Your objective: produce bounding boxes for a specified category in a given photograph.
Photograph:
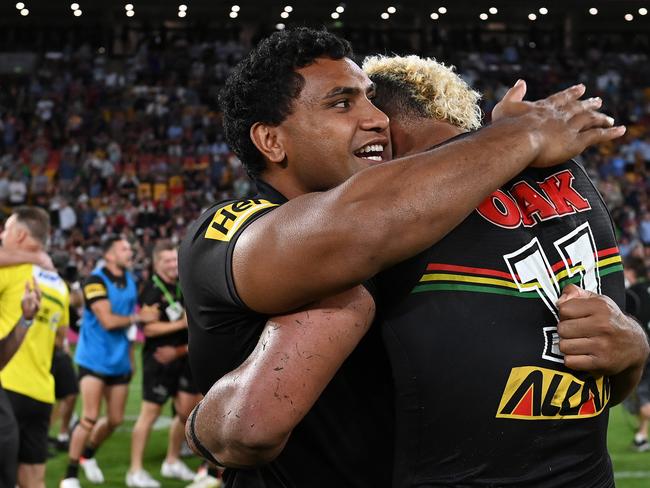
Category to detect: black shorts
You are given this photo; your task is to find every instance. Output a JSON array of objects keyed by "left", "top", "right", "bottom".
[
  {"left": 52, "top": 348, "right": 79, "bottom": 399},
  {"left": 78, "top": 366, "right": 132, "bottom": 386},
  {"left": 142, "top": 352, "right": 199, "bottom": 405},
  {"left": 0, "top": 385, "right": 18, "bottom": 486},
  {"left": 5, "top": 390, "right": 52, "bottom": 464}
]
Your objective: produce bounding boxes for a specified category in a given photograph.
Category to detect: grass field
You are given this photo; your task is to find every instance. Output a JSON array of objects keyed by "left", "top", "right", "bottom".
[{"left": 44, "top": 346, "right": 650, "bottom": 487}]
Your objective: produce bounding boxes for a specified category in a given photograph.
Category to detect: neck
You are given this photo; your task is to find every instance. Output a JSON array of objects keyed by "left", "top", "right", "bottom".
[
  {"left": 391, "top": 117, "right": 465, "bottom": 158},
  {"left": 259, "top": 172, "right": 306, "bottom": 200},
  {"left": 106, "top": 262, "right": 124, "bottom": 277}
]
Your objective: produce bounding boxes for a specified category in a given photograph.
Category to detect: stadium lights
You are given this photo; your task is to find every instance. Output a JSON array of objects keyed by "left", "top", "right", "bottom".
[
  {"left": 125, "top": 3, "right": 133, "bottom": 10},
  {"left": 430, "top": 12, "right": 439, "bottom": 20},
  {"left": 126, "top": 9, "right": 134, "bottom": 17},
  {"left": 639, "top": 8, "right": 648, "bottom": 16},
  {"left": 438, "top": 7, "right": 447, "bottom": 14},
  {"left": 381, "top": 12, "right": 389, "bottom": 19},
  {"left": 15, "top": 2, "right": 24, "bottom": 9},
  {"left": 625, "top": 13, "right": 634, "bottom": 21},
  {"left": 179, "top": 4, "right": 187, "bottom": 11},
  {"left": 528, "top": 13, "right": 537, "bottom": 20},
  {"left": 276, "top": 23, "right": 285, "bottom": 30},
  {"left": 589, "top": 7, "right": 598, "bottom": 15},
  {"left": 281, "top": 11, "right": 289, "bottom": 18},
  {"left": 331, "top": 12, "right": 339, "bottom": 19},
  {"left": 20, "top": 8, "right": 29, "bottom": 15},
  {"left": 284, "top": 6, "right": 293, "bottom": 12},
  {"left": 74, "top": 9, "right": 82, "bottom": 16},
  {"left": 387, "top": 6, "right": 396, "bottom": 14},
  {"left": 231, "top": 5, "right": 240, "bottom": 12},
  {"left": 229, "top": 11, "right": 238, "bottom": 18},
  {"left": 489, "top": 7, "right": 498, "bottom": 14},
  {"left": 336, "top": 6, "right": 344, "bottom": 13},
  {"left": 70, "top": 2, "right": 79, "bottom": 9},
  {"left": 539, "top": 7, "right": 548, "bottom": 15}
]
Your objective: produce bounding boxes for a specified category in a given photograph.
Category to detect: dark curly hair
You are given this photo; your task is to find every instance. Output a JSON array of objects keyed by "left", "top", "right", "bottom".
[{"left": 220, "top": 28, "right": 352, "bottom": 179}]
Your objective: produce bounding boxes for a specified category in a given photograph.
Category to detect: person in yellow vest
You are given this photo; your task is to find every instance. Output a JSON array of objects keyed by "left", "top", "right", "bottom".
[
  {"left": 0, "top": 280, "right": 41, "bottom": 488},
  {"left": 0, "top": 206, "right": 70, "bottom": 488}
]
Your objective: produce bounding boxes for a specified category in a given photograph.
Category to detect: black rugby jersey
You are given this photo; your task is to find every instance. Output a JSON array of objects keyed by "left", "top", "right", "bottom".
[
  {"left": 179, "top": 180, "right": 393, "bottom": 488},
  {"left": 376, "top": 161, "right": 623, "bottom": 488}
]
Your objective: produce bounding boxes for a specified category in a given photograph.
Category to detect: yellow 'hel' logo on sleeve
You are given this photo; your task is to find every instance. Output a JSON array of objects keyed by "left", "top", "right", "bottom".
[
  {"left": 205, "top": 199, "right": 278, "bottom": 242},
  {"left": 84, "top": 283, "right": 107, "bottom": 300}
]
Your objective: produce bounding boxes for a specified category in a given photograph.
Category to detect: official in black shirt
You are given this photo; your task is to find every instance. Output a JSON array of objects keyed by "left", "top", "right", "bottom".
[{"left": 127, "top": 240, "right": 201, "bottom": 485}]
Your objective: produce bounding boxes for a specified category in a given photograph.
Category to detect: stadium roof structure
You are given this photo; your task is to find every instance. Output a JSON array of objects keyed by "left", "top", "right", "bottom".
[{"left": 2, "top": 0, "right": 650, "bottom": 30}]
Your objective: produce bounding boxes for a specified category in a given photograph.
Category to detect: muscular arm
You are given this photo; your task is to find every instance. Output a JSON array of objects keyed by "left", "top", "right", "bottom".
[
  {"left": 186, "top": 286, "right": 375, "bottom": 468},
  {"left": 236, "top": 86, "right": 625, "bottom": 313},
  {"left": 0, "top": 248, "right": 53, "bottom": 270}
]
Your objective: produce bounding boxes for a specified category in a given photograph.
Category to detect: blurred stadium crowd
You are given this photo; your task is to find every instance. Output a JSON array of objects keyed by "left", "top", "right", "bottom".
[{"left": 0, "top": 33, "right": 648, "bottom": 286}]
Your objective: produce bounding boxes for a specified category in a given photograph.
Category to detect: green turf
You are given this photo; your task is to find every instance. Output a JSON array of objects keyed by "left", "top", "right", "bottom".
[
  {"left": 45, "top": 346, "right": 203, "bottom": 487},
  {"left": 45, "top": 346, "right": 650, "bottom": 487}
]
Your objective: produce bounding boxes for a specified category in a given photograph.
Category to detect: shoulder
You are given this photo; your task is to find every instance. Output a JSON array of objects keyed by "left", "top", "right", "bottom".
[
  {"left": 82, "top": 273, "right": 108, "bottom": 301},
  {"left": 0, "top": 263, "right": 31, "bottom": 292},
  {"left": 188, "top": 198, "right": 279, "bottom": 245},
  {"left": 179, "top": 198, "right": 279, "bottom": 284},
  {"left": 33, "top": 267, "right": 69, "bottom": 299},
  {"left": 180, "top": 198, "right": 279, "bottom": 317}
]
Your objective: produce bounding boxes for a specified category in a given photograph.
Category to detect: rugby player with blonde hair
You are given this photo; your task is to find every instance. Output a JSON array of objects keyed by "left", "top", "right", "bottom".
[{"left": 186, "top": 45, "right": 646, "bottom": 488}]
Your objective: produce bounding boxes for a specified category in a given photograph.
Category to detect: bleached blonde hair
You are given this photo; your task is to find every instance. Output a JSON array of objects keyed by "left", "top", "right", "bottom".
[{"left": 363, "top": 54, "right": 482, "bottom": 131}]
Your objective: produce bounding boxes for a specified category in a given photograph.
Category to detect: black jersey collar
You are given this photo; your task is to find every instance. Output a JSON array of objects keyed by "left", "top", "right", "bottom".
[{"left": 253, "top": 179, "right": 289, "bottom": 204}]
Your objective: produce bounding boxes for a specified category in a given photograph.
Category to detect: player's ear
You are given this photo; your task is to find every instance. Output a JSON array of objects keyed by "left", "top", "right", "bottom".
[
  {"left": 250, "top": 123, "right": 286, "bottom": 165},
  {"left": 14, "top": 226, "right": 28, "bottom": 244}
]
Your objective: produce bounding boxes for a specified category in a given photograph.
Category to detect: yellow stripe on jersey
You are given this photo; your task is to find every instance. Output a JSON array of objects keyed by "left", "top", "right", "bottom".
[
  {"left": 84, "top": 283, "right": 107, "bottom": 300},
  {"left": 0, "top": 264, "right": 69, "bottom": 404}
]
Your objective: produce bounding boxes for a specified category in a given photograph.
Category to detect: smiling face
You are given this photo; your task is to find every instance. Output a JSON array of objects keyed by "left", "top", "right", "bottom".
[
  {"left": 270, "top": 57, "right": 391, "bottom": 193},
  {"left": 154, "top": 249, "right": 179, "bottom": 283}
]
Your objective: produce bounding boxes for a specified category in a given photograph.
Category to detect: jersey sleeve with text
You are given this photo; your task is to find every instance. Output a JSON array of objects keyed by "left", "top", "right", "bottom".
[
  {"left": 179, "top": 198, "right": 278, "bottom": 393},
  {"left": 82, "top": 275, "right": 108, "bottom": 308}
]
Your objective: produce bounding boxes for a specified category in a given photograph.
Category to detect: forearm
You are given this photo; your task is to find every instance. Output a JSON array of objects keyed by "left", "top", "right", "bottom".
[
  {"left": 610, "top": 317, "right": 649, "bottom": 405},
  {"left": 99, "top": 312, "right": 134, "bottom": 330},
  {"left": 0, "top": 249, "right": 39, "bottom": 267},
  {"left": 239, "top": 117, "right": 539, "bottom": 313},
  {"left": 610, "top": 362, "right": 646, "bottom": 406},
  {"left": 143, "top": 319, "right": 186, "bottom": 337},
  {"left": 0, "top": 318, "right": 30, "bottom": 370},
  {"left": 190, "top": 286, "right": 375, "bottom": 467}
]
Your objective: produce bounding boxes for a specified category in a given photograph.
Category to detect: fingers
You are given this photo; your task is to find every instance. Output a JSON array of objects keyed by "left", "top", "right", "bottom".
[
  {"left": 543, "top": 84, "right": 586, "bottom": 107},
  {"left": 563, "top": 353, "right": 597, "bottom": 373},
  {"left": 569, "top": 111, "right": 615, "bottom": 133},
  {"left": 557, "top": 316, "right": 594, "bottom": 339},
  {"left": 575, "top": 125, "right": 627, "bottom": 149},
  {"left": 32, "top": 278, "right": 42, "bottom": 301},
  {"left": 557, "top": 284, "right": 594, "bottom": 306},
  {"left": 558, "top": 336, "right": 594, "bottom": 356},
  {"left": 501, "top": 79, "right": 527, "bottom": 103}
]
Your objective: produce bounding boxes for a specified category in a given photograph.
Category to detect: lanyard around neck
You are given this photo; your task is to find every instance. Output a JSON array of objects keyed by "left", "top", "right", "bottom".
[{"left": 152, "top": 275, "right": 181, "bottom": 304}]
